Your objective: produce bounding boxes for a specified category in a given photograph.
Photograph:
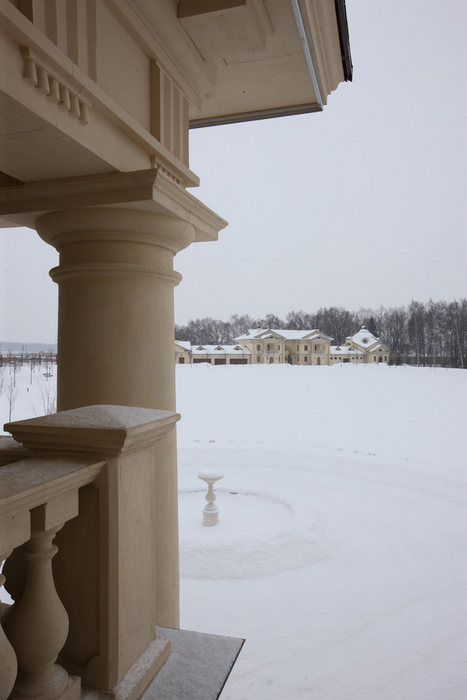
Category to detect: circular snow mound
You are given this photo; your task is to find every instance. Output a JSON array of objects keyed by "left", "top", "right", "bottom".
[{"left": 178, "top": 489, "right": 336, "bottom": 579}]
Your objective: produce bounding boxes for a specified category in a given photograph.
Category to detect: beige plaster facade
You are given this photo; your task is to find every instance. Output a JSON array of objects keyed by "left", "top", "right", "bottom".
[
  {"left": 174, "top": 340, "right": 191, "bottom": 364},
  {"left": 235, "top": 328, "right": 333, "bottom": 365},
  {"left": 329, "top": 327, "right": 390, "bottom": 364},
  {"left": 0, "top": 1, "right": 351, "bottom": 698},
  {"left": 191, "top": 344, "right": 251, "bottom": 365},
  {"left": 175, "top": 343, "right": 251, "bottom": 364}
]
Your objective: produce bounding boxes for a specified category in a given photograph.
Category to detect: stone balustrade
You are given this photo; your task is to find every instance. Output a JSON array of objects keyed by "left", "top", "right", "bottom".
[{"left": 0, "top": 405, "right": 180, "bottom": 700}]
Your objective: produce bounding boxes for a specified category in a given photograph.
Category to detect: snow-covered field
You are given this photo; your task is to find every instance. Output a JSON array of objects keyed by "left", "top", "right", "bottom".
[
  {"left": 176, "top": 364, "right": 467, "bottom": 700},
  {"left": 1, "top": 363, "right": 466, "bottom": 699}
]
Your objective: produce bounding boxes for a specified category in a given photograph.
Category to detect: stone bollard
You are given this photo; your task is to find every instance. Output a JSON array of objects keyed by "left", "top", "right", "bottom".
[{"left": 198, "top": 472, "right": 223, "bottom": 526}]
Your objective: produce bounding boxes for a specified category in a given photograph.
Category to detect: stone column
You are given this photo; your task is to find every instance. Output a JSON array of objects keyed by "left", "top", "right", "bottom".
[
  {"left": 35, "top": 207, "right": 191, "bottom": 631},
  {"left": 36, "top": 208, "right": 191, "bottom": 413},
  {"left": 1, "top": 169, "right": 227, "bottom": 637}
]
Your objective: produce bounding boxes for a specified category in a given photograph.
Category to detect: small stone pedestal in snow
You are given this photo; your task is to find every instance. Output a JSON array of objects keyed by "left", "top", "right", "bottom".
[{"left": 198, "top": 472, "right": 223, "bottom": 526}]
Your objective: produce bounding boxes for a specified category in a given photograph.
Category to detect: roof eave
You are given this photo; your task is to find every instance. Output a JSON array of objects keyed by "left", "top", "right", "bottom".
[{"left": 334, "top": 0, "right": 353, "bottom": 81}]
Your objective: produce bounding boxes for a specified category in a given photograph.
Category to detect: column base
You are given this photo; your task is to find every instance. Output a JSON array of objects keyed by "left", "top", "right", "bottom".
[{"left": 81, "top": 637, "right": 170, "bottom": 700}]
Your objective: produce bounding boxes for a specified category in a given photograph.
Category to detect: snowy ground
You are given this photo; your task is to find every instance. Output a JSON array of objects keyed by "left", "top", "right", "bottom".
[
  {"left": 1, "top": 363, "right": 466, "bottom": 699},
  {"left": 176, "top": 364, "right": 467, "bottom": 700}
]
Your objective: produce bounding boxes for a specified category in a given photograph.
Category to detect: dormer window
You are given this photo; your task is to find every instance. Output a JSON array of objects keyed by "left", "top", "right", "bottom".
[{"left": 362, "top": 338, "right": 369, "bottom": 344}]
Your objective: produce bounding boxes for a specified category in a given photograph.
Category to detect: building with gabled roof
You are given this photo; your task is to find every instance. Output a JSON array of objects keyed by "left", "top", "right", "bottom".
[
  {"left": 174, "top": 340, "right": 191, "bottom": 364},
  {"left": 175, "top": 343, "right": 251, "bottom": 365},
  {"left": 330, "top": 327, "right": 389, "bottom": 364},
  {"left": 177, "top": 327, "right": 390, "bottom": 367},
  {"left": 235, "top": 328, "right": 333, "bottom": 365}
]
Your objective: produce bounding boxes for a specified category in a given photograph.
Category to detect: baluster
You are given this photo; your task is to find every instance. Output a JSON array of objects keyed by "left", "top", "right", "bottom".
[
  {"left": 7, "top": 492, "right": 80, "bottom": 700},
  {"left": 1, "top": 544, "right": 27, "bottom": 631},
  {"left": 0, "top": 550, "right": 17, "bottom": 700}
]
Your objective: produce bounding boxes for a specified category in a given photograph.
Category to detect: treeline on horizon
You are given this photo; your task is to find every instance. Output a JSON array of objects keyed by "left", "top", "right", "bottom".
[{"left": 175, "top": 299, "right": 467, "bottom": 369}]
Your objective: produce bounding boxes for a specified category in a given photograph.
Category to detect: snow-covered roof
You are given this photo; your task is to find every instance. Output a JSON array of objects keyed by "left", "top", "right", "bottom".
[
  {"left": 274, "top": 329, "right": 323, "bottom": 340},
  {"left": 235, "top": 329, "right": 333, "bottom": 342},
  {"left": 235, "top": 329, "right": 282, "bottom": 340},
  {"left": 191, "top": 345, "right": 251, "bottom": 355},
  {"left": 175, "top": 340, "right": 191, "bottom": 351},
  {"left": 348, "top": 327, "right": 380, "bottom": 348},
  {"left": 330, "top": 346, "right": 364, "bottom": 355}
]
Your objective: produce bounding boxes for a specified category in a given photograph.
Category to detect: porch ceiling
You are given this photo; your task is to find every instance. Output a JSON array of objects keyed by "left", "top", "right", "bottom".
[{"left": 141, "top": 0, "right": 352, "bottom": 126}]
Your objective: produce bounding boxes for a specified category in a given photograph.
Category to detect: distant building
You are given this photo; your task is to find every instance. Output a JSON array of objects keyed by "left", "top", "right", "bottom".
[
  {"left": 174, "top": 341, "right": 192, "bottom": 365},
  {"left": 176, "top": 327, "right": 389, "bottom": 366},
  {"left": 235, "top": 329, "right": 333, "bottom": 365},
  {"left": 330, "top": 327, "right": 389, "bottom": 364},
  {"left": 175, "top": 343, "right": 251, "bottom": 365}
]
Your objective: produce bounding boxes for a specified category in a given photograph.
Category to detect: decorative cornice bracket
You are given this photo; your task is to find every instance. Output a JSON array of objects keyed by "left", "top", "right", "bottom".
[{"left": 21, "top": 47, "right": 90, "bottom": 123}]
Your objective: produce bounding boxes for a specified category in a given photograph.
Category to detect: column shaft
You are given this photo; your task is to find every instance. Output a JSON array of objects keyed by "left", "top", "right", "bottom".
[{"left": 35, "top": 208, "right": 193, "bottom": 644}]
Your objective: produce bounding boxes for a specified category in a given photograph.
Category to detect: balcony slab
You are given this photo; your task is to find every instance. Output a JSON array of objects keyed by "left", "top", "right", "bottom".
[{"left": 141, "top": 626, "right": 244, "bottom": 700}]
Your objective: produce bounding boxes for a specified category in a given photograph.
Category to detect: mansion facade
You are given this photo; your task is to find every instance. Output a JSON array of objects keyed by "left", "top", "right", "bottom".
[{"left": 175, "top": 327, "right": 389, "bottom": 366}]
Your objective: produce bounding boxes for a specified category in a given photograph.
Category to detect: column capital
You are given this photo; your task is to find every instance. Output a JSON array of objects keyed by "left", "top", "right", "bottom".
[
  {"left": 0, "top": 168, "right": 227, "bottom": 243},
  {"left": 36, "top": 208, "right": 198, "bottom": 258}
]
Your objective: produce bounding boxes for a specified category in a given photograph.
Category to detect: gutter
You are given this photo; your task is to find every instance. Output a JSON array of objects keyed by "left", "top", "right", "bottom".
[
  {"left": 290, "top": 0, "right": 323, "bottom": 109},
  {"left": 334, "top": 0, "right": 353, "bottom": 81}
]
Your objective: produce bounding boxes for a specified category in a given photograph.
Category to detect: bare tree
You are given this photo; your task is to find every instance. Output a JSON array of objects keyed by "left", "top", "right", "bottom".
[
  {"left": 229, "top": 314, "right": 256, "bottom": 338},
  {"left": 6, "top": 378, "right": 18, "bottom": 422},
  {"left": 285, "top": 310, "right": 316, "bottom": 330},
  {"left": 408, "top": 300, "right": 426, "bottom": 365},
  {"left": 36, "top": 376, "right": 57, "bottom": 415},
  {"left": 313, "top": 307, "right": 355, "bottom": 345},
  {"left": 0, "top": 365, "right": 6, "bottom": 398},
  {"left": 379, "top": 307, "right": 408, "bottom": 361},
  {"left": 255, "top": 313, "right": 285, "bottom": 329},
  {"left": 445, "top": 300, "right": 467, "bottom": 368}
]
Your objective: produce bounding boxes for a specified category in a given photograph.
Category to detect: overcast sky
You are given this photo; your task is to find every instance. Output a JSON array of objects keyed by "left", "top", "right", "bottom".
[{"left": 1, "top": 0, "right": 466, "bottom": 343}]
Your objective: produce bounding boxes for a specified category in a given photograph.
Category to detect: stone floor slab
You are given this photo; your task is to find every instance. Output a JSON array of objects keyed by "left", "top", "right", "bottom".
[{"left": 141, "top": 626, "right": 244, "bottom": 700}]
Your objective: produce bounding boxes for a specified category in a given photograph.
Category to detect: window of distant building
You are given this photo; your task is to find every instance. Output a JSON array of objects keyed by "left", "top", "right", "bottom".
[
  {"left": 256, "top": 356, "right": 261, "bottom": 362},
  {"left": 256, "top": 344, "right": 260, "bottom": 351},
  {"left": 304, "top": 356, "right": 308, "bottom": 362},
  {"left": 296, "top": 345, "right": 299, "bottom": 352},
  {"left": 277, "top": 344, "right": 281, "bottom": 351},
  {"left": 304, "top": 345, "right": 308, "bottom": 351}
]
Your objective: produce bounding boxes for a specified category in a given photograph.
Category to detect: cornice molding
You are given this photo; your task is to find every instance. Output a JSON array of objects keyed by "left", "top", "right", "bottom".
[
  {"left": 0, "top": 169, "right": 227, "bottom": 242},
  {"left": 0, "top": 1, "right": 200, "bottom": 186}
]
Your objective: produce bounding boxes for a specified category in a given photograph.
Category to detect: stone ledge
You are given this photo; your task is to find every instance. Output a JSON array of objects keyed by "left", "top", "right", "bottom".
[
  {"left": 4, "top": 405, "right": 180, "bottom": 455},
  {"left": 142, "top": 627, "right": 244, "bottom": 700}
]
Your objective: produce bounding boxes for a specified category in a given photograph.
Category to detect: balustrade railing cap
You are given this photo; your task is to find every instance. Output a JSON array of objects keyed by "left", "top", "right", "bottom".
[{"left": 4, "top": 405, "right": 180, "bottom": 455}]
